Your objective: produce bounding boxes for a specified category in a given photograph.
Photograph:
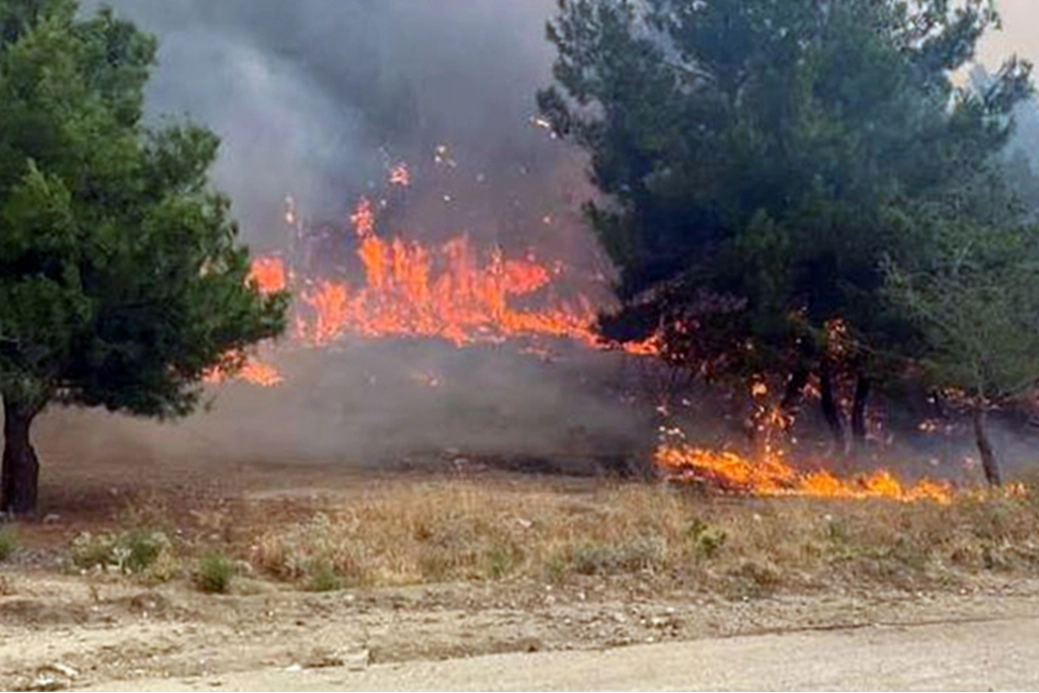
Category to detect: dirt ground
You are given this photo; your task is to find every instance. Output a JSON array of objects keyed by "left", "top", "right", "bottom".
[
  {"left": 2, "top": 416, "right": 1039, "bottom": 691},
  {"left": 3, "top": 566, "right": 1039, "bottom": 690},
  {"left": 82, "top": 614, "right": 1039, "bottom": 691}
]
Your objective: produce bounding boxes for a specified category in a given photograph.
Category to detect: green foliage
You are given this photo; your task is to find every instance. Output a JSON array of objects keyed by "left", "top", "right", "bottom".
[
  {"left": 69, "top": 529, "right": 172, "bottom": 575},
  {"left": 686, "top": 518, "right": 726, "bottom": 560},
  {"left": 0, "top": 526, "right": 18, "bottom": 561},
  {"left": 541, "top": 0, "right": 1033, "bottom": 381},
  {"left": 883, "top": 223, "right": 1039, "bottom": 404},
  {"left": 0, "top": 0, "right": 288, "bottom": 423},
  {"left": 304, "top": 559, "right": 345, "bottom": 592},
  {"left": 194, "top": 551, "right": 236, "bottom": 594},
  {"left": 485, "top": 546, "right": 517, "bottom": 580}
]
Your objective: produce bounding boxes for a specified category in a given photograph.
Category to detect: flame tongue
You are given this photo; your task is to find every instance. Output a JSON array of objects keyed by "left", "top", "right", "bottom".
[
  {"left": 655, "top": 444, "right": 954, "bottom": 504},
  {"left": 650, "top": 381, "right": 954, "bottom": 504},
  {"left": 294, "top": 197, "right": 602, "bottom": 348},
  {"left": 202, "top": 256, "right": 289, "bottom": 388},
  {"left": 203, "top": 352, "right": 283, "bottom": 388}
]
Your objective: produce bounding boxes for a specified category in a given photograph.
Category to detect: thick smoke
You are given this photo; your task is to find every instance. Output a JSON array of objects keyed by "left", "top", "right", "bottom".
[
  {"left": 29, "top": 1, "right": 1039, "bottom": 489},
  {"left": 38, "top": 0, "right": 649, "bottom": 481},
  {"left": 82, "top": 0, "right": 590, "bottom": 250}
]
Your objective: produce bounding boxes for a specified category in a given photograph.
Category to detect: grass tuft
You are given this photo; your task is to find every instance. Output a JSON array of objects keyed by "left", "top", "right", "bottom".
[
  {"left": 304, "top": 559, "right": 345, "bottom": 592},
  {"left": 69, "top": 529, "right": 174, "bottom": 577},
  {"left": 194, "top": 552, "right": 235, "bottom": 594},
  {"left": 0, "top": 527, "right": 18, "bottom": 562}
]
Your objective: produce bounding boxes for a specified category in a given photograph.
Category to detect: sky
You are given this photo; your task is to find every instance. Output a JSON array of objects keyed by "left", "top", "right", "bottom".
[{"left": 981, "top": 0, "right": 1039, "bottom": 69}]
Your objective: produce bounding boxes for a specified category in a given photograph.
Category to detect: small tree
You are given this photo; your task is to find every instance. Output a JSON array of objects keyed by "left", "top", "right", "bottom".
[
  {"left": 884, "top": 224, "right": 1039, "bottom": 486},
  {"left": 0, "top": 0, "right": 287, "bottom": 514}
]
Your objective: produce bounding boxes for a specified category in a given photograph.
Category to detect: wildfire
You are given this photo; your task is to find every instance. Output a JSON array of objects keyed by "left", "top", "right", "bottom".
[
  {"left": 216, "top": 183, "right": 658, "bottom": 389},
  {"left": 249, "top": 255, "right": 289, "bottom": 294},
  {"left": 204, "top": 256, "right": 289, "bottom": 388},
  {"left": 655, "top": 444, "right": 954, "bottom": 504},
  {"left": 291, "top": 196, "right": 603, "bottom": 348},
  {"left": 228, "top": 146, "right": 667, "bottom": 364},
  {"left": 203, "top": 354, "right": 284, "bottom": 388},
  {"left": 617, "top": 330, "right": 666, "bottom": 357},
  {"left": 654, "top": 377, "right": 955, "bottom": 503},
  {"left": 237, "top": 358, "right": 285, "bottom": 387},
  {"left": 203, "top": 163, "right": 1027, "bottom": 509}
]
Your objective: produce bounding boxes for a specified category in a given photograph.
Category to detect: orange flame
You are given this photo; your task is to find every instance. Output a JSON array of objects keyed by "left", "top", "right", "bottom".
[
  {"left": 655, "top": 444, "right": 954, "bottom": 504},
  {"left": 204, "top": 258, "right": 288, "bottom": 388},
  {"left": 221, "top": 177, "right": 661, "bottom": 389},
  {"left": 655, "top": 381, "right": 953, "bottom": 503},
  {"left": 204, "top": 354, "right": 284, "bottom": 388},
  {"left": 618, "top": 331, "right": 665, "bottom": 357},
  {"left": 292, "top": 197, "right": 603, "bottom": 348},
  {"left": 250, "top": 256, "right": 289, "bottom": 294},
  {"left": 237, "top": 359, "right": 285, "bottom": 387}
]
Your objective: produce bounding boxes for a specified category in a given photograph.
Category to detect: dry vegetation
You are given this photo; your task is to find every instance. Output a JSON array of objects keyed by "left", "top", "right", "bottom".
[
  {"left": 245, "top": 483, "right": 1039, "bottom": 595},
  {"left": 2, "top": 474, "right": 1039, "bottom": 690},
  {"left": 40, "top": 478, "right": 1039, "bottom": 599}
]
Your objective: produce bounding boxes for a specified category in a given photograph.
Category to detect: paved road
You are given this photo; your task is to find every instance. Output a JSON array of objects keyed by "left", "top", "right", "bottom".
[{"left": 91, "top": 616, "right": 1039, "bottom": 691}]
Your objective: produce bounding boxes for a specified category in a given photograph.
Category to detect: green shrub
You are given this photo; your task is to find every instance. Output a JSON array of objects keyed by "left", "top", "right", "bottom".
[
  {"left": 305, "top": 560, "right": 344, "bottom": 592},
  {"left": 122, "top": 529, "right": 170, "bottom": 574},
  {"left": 70, "top": 532, "right": 114, "bottom": 571},
  {"left": 194, "top": 552, "right": 235, "bottom": 594},
  {"left": 0, "top": 527, "right": 18, "bottom": 562},
  {"left": 486, "top": 546, "right": 520, "bottom": 580},
  {"left": 70, "top": 529, "right": 172, "bottom": 575},
  {"left": 544, "top": 553, "right": 568, "bottom": 583},
  {"left": 686, "top": 518, "right": 727, "bottom": 560}
]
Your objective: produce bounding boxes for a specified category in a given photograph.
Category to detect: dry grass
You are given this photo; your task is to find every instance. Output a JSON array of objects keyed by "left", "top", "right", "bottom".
[
  {"left": 64, "top": 475, "right": 1039, "bottom": 597},
  {"left": 245, "top": 480, "right": 1039, "bottom": 595}
]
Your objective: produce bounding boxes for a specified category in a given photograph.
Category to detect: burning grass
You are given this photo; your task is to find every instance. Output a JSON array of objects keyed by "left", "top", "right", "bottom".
[
  {"left": 655, "top": 444, "right": 956, "bottom": 504},
  {"left": 243, "top": 480, "right": 1039, "bottom": 595}
]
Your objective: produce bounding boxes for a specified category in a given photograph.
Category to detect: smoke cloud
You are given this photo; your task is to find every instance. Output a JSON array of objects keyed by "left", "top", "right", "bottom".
[
  {"left": 82, "top": 0, "right": 587, "bottom": 248},
  {"left": 38, "top": 0, "right": 1039, "bottom": 488},
  {"left": 40, "top": 0, "right": 650, "bottom": 479}
]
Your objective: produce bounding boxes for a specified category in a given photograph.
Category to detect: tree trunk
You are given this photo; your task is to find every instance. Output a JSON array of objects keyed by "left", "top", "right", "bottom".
[
  {"left": 2, "top": 405, "right": 40, "bottom": 516},
  {"left": 780, "top": 365, "right": 810, "bottom": 424},
  {"left": 972, "top": 407, "right": 1002, "bottom": 487},
  {"left": 819, "top": 363, "right": 846, "bottom": 449},
  {"left": 931, "top": 389, "right": 948, "bottom": 420},
  {"left": 851, "top": 374, "right": 871, "bottom": 449}
]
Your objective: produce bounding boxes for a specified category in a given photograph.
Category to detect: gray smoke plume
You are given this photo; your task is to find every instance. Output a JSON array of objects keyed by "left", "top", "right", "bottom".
[
  {"left": 38, "top": 0, "right": 652, "bottom": 483},
  {"left": 82, "top": 0, "right": 586, "bottom": 250}
]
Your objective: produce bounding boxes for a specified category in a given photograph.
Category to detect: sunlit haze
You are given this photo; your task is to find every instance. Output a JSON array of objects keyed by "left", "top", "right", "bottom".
[{"left": 981, "top": 0, "right": 1039, "bottom": 72}]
